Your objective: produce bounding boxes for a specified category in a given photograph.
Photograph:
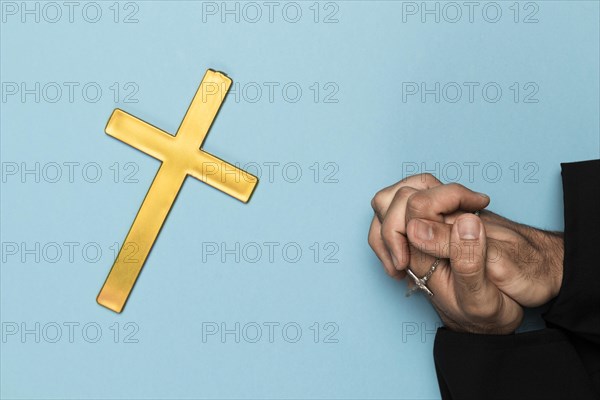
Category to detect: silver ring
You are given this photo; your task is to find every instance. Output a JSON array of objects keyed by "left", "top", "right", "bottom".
[{"left": 406, "top": 258, "right": 441, "bottom": 297}]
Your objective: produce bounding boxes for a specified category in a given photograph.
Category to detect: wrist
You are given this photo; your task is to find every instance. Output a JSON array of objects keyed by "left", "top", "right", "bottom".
[
  {"left": 544, "top": 231, "right": 564, "bottom": 299},
  {"left": 512, "top": 224, "right": 564, "bottom": 305}
]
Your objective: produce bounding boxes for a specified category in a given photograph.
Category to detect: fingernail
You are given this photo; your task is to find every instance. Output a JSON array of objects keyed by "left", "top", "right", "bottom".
[
  {"left": 477, "top": 192, "right": 489, "bottom": 199},
  {"left": 414, "top": 219, "right": 433, "bottom": 241},
  {"left": 457, "top": 217, "right": 480, "bottom": 240},
  {"left": 391, "top": 254, "right": 399, "bottom": 269}
]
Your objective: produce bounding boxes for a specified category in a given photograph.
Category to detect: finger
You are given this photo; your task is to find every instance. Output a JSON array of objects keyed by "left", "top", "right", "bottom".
[
  {"left": 450, "top": 216, "right": 524, "bottom": 332},
  {"left": 406, "top": 243, "right": 441, "bottom": 277},
  {"left": 406, "top": 219, "right": 452, "bottom": 259},
  {"left": 405, "top": 183, "right": 490, "bottom": 224},
  {"left": 368, "top": 216, "right": 405, "bottom": 280},
  {"left": 404, "top": 244, "right": 456, "bottom": 312},
  {"left": 381, "top": 187, "right": 418, "bottom": 270},
  {"left": 371, "top": 173, "right": 442, "bottom": 222},
  {"left": 450, "top": 214, "right": 499, "bottom": 318}
]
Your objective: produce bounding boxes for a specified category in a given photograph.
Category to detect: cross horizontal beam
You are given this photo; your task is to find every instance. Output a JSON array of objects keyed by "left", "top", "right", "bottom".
[{"left": 106, "top": 109, "right": 258, "bottom": 202}]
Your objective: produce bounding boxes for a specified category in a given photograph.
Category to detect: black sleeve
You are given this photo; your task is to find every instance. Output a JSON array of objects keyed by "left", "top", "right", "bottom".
[
  {"left": 432, "top": 160, "right": 600, "bottom": 400},
  {"left": 544, "top": 159, "right": 600, "bottom": 340}
]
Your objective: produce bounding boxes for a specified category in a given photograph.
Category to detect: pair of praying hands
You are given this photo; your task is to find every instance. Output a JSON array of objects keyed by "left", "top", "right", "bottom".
[{"left": 368, "top": 174, "right": 564, "bottom": 334}]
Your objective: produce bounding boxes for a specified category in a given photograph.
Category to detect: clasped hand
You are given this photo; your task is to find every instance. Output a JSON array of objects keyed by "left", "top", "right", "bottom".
[{"left": 368, "top": 174, "right": 564, "bottom": 334}]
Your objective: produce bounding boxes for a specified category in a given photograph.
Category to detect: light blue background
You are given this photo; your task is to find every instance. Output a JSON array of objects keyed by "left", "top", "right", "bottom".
[{"left": 1, "top": 1, "right": 599, "bottom": 399}]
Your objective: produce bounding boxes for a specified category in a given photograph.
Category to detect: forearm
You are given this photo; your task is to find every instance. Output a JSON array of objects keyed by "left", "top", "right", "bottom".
[{"left": 516, "top": 223, "right": 564, "bottom": 301}]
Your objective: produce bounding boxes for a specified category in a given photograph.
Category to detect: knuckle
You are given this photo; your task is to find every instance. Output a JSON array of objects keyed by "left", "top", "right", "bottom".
[
  {"left": 370, "top": 194, "right": 380, "bottom": 211},
  {"left": 453, "top": 258, "right": 482, "bottom": 276},
  {"left": 486, "top": 263, "right": 511, "bottom": 284},
  {"left": 446, "top": 182, "right": 466, "bottom": 191},
  {"left": 462, "top": 298, "right": 499, "bottom": 321},
  {"left": 371, "top": 189, "right": 388, "bottom": 211},
  {"left": 395, "top": 185, "right": 416, "bottom": 200},
  {"left": 460, "top": 302, "right": 480, "bottom": 318},
  {"left": 418, "top": 172, "right": 436, "bottom": 182},
  {"left": 478, "top": 301, "right": 502, "bottom": 320},
  {"left": 367, "top": 233, "right": 375, "bottom": 248},
  {"left": 406, "top": 193, "right": 432, "bottom": 215}
]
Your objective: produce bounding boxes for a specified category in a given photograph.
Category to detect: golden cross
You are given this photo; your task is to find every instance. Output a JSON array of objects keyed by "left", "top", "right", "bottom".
[{"left": 97, "top": 69, "right": 258, "bottom": 313}]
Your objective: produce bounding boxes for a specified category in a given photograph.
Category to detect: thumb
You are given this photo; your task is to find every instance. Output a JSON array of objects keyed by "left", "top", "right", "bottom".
[{"left": 450, "top": 214, "right": 497, "bottom": 318}]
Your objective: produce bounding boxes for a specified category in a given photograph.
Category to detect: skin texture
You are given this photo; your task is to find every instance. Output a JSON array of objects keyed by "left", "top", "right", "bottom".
[{"left": 368, "top": 174, "right": 564, "bottom": 334}]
